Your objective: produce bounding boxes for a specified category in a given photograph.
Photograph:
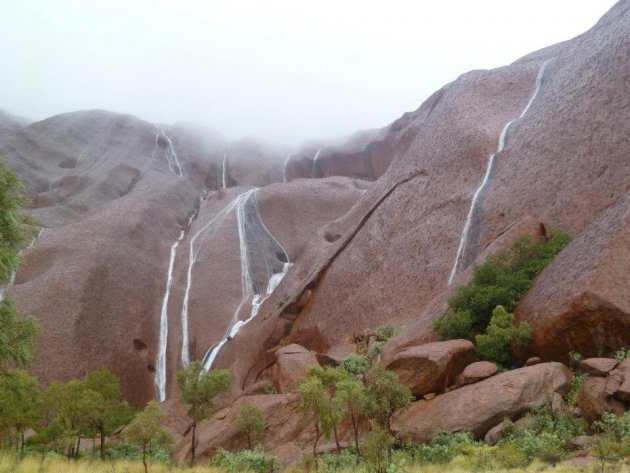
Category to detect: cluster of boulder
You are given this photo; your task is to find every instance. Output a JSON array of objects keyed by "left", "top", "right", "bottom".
[
  {"left": 168, "top": 337, "right": 629, "bottom": 464},
  {"left": 577, "top": 357, "right": 630, "bottom": 423}
]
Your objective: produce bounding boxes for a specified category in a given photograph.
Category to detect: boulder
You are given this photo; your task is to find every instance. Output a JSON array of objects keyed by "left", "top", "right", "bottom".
[
  {"left": 484, "top": 422, "right": 507, "bottom": 445},
  {"left": 517, "top": 195, "right": 630, "bottom": 360},
  {"left": 392, "top": 363, "right": 571, "bottom": 442},
  {"left": 606, "top": 358, "right": 630, "bottom": 402},
  {"left": 173, "top": 394, "right": 308, "bottom": 462},
  {"left": 525, "top": 357, "right": 542, "bottom": 366},
  {"left": 576, "top": 376, "right": 626, "bottom": 423},
  {"left": 383, "top": 340, "right": 475, "bottom": 397},
  {"left": 460, "top": 361, "right": 499, "bottom": 385},
  {"left": 579, "top": 358, "right": 619, "bottom": 376},
  {"left": 272, "top": 344, "right": 320, "bottom": 393}
]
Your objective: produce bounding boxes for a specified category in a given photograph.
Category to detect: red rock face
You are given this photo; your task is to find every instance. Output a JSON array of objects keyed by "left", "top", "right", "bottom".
[{"left": 0, "top": 3, "right": 627, "bottom": 446}]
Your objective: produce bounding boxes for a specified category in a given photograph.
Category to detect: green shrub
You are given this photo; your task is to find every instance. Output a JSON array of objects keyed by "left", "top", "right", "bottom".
[
  {"left": 474, "top": 305, "right": 531, "bottom": 364},
  {"left": 105, "top": 440, "right": 170, "bottom": 462},
  {"left": 210, "top": 447, "right": 275, "bottom": 473},
  {"left": 317, "top": 451, "right": 358, "bottom": 473},
  {"left": 375, "top": 325, "right": 400, "bottom": 341},
  {"left": 614, "top": 347, "right": 630, "bottom": 361},
  {"left": 340, "top": 354, "right": 370, "bottom": 376},
  {"left": 408, "top": 431, "right": 476, "bottom": 465},
  {"left": 360, "top": 425, "right": 396, "bottom": 473},
  {"left": 593, "top": 412, "right": 630, "bottom": 442},
  {"left": 435, "top": 231, "right": 571, "bottom": 342}
]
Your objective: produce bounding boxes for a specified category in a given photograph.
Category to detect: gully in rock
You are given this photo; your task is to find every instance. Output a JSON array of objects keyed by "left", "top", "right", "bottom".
[
  {"left": 447, "top": 60, "right": 552, "bottom": 285},
  {"left": 200, "top": 189, "right": 292, "bottom": 371}
]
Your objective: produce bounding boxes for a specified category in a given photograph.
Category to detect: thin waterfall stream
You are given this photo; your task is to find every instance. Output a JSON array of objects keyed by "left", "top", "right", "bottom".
[
  {"left": 153, "top": 130, "right": 183, "bottom": 177},
  {"left": 447, "top": 60, "right": 552, "bottom": 285}
]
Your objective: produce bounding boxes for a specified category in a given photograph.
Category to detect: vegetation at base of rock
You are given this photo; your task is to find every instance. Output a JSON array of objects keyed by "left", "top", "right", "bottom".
[
  {"left": 235, "top": 403, "right": 265, "bottom": 450},
  {"left": 474, "top": 305, "right": 531, "bottom": 365},
  {"left": 434, "top": 231, "right": 571, "bottom": 364},
  {"left": 124, "top": 401, "right": 172, "bottom": 473},
  {"left": 177, "top": 362, "right": 231, "bottom": 466},
  {"left": 340, "top": 354, "right": 370, "bottom": 376},
  {"left": 210, "top": 447, "right": 275, "bottom": 473},
  {"left": 365, "top": 365, "right": 413, "bottom": 432}
]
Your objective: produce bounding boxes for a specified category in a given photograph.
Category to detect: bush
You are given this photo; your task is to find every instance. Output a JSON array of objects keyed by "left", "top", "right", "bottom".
[
  {"left": 408, "top": 431, "right": 476, "bottom": 465},
  {"left": 210, "top": 447, "right": 275, "bottom": 473},
  {"left": 474, "top": 305, "right": 531, "bottom": 365},
  {"left": 375, "top": 325, "right": 400, "bottom": 341},
  {"left": 361, "top": 425, "right": 396, "bottom": 473},
  {"left": 317, "top": 451, "right": 358, "bottom": 473},
  {"left": 615, "top": 347, "right": 630, "bottom": 361},
  {"left": 435, "top": 231, "right": 571, "bottom": 342},
  {"left": 105, "top": 440, "right": 170, "bottom": 462},
  {"left": 340, "top": 354, "right": 370, "bottom": 376}
]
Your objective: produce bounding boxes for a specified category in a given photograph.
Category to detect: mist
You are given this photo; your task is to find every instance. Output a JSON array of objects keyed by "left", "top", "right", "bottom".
[{"left": 0, "top": 0, "right": 616, "bottom": 146}]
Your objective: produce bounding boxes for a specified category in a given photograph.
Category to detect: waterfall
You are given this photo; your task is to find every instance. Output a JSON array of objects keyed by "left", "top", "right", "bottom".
[
  {"left": 222, "top": 154, "right": 228, "bottom": 189},
  {"left": 153, "top": 131, "right": 183, "bottom": 177},
  {"left": 447, "top": 60, "right": 552, "bottom": 285},
  {"left": 155, "top": 227, "right": 186, "bottom": 401},
  {"left": 282, "top": 154, "right": 291, "bottom": 183},
  {"left": 200, "top": 189, "right": 292, "bottom": 371},
  {"left": 179, "top": 195, "right": 244, "bottom": 366}
]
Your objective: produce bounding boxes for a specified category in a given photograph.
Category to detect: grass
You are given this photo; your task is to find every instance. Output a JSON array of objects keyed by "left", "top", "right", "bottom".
[
  {"left": 2, "top": 451, "right": 629, "bottom": 473},
  {"left": 0, "top": 452, "right": 222, "bottom": 473}
]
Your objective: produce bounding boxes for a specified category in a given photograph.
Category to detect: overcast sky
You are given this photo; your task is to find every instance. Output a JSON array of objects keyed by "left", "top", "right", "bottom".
[{"left": 0, "top": 1, "right": 617, "bottom": 145}]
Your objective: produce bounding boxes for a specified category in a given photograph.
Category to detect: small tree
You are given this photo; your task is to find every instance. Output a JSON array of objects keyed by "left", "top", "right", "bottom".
[
  {"left": 365, "top": 365, "right": 412, "bottom": 432},
  {"left": 236, "top": 402, "right": 265, "bottom": 449},
  {"left": 336, "top": 377, "right": 367, "bottom": 454},
  {"left": 0, "top": 369, "right": 41, "bottom": 453},
  {"left": 361, "top": 424, "right": 395, "bottom": 473},
  {"left": 177, "top": 361, "right": 230, "bottom": 465},
  {"left": 298, "top": 376, "right": 329, "bottom": 458},
  {"left": 124, "top": 401, "right": 172, "bottom": 473},
  {"left": 475, "top": 305, "right": 532, "bottom": 365},
  {"left": 307, "top": 366, "right": 347, "bottom": 452},
  {"left": 84, "top": 367, "right": 134, "bottom": 458}
]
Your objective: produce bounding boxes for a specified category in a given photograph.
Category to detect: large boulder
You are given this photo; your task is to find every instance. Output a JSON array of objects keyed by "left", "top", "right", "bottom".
[
  {"left": 606, "top": 359, "right": 630, "bottom": 403},
  {"left": 579, "top": 358, "right": 619, "bottom": 376},
  {"left": 392, "top": 363, "right": 571, "bottom": 443},
  {"left": 173, "top": 394, "right": 308, "bottom": 462},
  {"left": 517, "top": 194, "right": 630, "bottom": 360},
  {"left": 459, "top": 361, "right": 499, "bottom": 385},
  {"left": 272, "top": 344, "right": 320, "bottom": 393},
  {"left": 383, "top": 340, "right": 475, "bottom": 397},
  {"left": 577, "top": 376, "right": 626, "bottom": 423}
]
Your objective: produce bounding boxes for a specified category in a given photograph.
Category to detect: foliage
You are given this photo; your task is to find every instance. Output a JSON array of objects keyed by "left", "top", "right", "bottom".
[
  {"left": 235, "top": 402, "right": 265, "bottom": 450},
  {"left": 316, "top": 450, "right": 359, "bottom": 473},
  {"left": 0, "top": 161, "right": 39, "bottom": 371},
  {"left": 123, "top": 401, "right": 172, "bottom": 473},
  {"left": 0, "top": 369, "right": 41, "bottom": 451},
  {"left": 375, "top": 325, "right": 400, "bottom": 342},
  {"left": 104, "top": 440, "right": 170, "bottom": 462},
  {"left": 210, "top": 447, "right": 275, "bottom": 473},
  {"left": 614, "top": 347, "right": 630, "bottom": 361},
  {"left": 365, "top": 365, "right": 412, "bottom": 432},
  {"left": 340, "top": 354, "right": 370, "bottom": 376},
  {"left": 336, "top": 377, "right": 368, "bottom": 453},
  {"left": 434, "top": 232, "right": 571, "bottom": 341},
  {"left": 177, "top": 361, "right": 230, "bottom": 465},
  {"left": 298, "top": 375, "right": 330, "bottom": 456},
  {"left": 593, "top": 412, "right": 630, "bottom": 442},
  {"left": 360, "top": 424, "right": 396, "bottom": 473},
  {"left": 474, "top": 305, "right": 531, "bottom": 365},
  {"left": 407, "top": 431, "right": 476, "bottom": 465},
  {"left": 0, "top": 299, "right": 40, "bottom": 370},
  {"left": 177, "top": 362, "right": 231, "bottom": 424}
]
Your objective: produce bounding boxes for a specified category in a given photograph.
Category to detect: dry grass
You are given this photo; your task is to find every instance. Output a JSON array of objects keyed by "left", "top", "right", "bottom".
[
  {"left": 0, "top": 452, "right": 223, "bottom": 473},
  {"left": 2, "top": 452, "right": 629, "bottom": 473}
]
